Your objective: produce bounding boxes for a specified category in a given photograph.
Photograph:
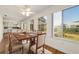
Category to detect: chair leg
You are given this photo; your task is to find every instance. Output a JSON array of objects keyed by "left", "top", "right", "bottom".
[
  {"left": 22, "top": 45, "right": 24, "bottom": 54},
  {"left": 42, "top": 45, "right": 45, "bottom": 54}
]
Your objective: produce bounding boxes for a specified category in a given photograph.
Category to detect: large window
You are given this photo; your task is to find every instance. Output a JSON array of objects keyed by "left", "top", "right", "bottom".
[
  {"left": 53, "top": 6, "right": 79, "bottom": 41},
  {"left": 63, "top": 6, "right": 79, "bottom": 41}
]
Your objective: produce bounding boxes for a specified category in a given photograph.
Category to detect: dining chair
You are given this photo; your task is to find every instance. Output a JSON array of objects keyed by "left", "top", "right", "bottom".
[
  {"left": 8, "top": 33, "right": 23, "bottom": 54},
  {"left": 30, "top": 33, "right": 46, "bottom": 54},
  {"left": 0, "top": 33, "right": 9, "bottom": 53},
  {"left": 3, "top": 33, "right": 10, "bottom": 53},
  {"left": 22, "top": 40, "right": 30, "bottom": 53}
]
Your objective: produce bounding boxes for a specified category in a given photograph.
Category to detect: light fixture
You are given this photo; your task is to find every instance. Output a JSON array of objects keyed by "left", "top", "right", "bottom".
[
  {"left": 26, "top": 8, "right": 31, "bottom": 12},
  {"left": 26, "top": 12, "right": 30, "bottom": 16},
  {"left": 21, "top": 10, "right": 34, "bottom": 16},
  {"left": 21, "top": 11, "right": 25, "bottom": 15},
  {"left": 21, "top": 11, "right": 34, "bottom": 16}
]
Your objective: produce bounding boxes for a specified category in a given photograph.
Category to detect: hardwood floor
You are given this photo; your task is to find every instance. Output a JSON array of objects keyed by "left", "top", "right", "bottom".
[
  {"left": 44, "top": 44, "right": 65, "bottom": 54},
  {"left": 7, "top": 44, "right": 65, "bottom": 54}
]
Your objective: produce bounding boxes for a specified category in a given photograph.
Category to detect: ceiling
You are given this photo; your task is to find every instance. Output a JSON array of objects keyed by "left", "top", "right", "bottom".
[
  {"left": 0, "top": 5, "right": 51, "bottom": 21},
  {"left": 0, "top": 5, "right": 72, "bottom": 22}
]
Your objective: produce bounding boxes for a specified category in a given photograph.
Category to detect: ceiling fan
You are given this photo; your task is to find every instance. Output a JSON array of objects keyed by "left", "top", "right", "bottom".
[{"left": 19, "top": 6, "right": 34, "bottom": 16}]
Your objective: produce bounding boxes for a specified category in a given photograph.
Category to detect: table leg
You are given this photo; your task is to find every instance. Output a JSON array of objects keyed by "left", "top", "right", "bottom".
[
  {"left": 28, "top": 39, "right": 31, "bottom": 53},
  {"left": 20, "top": 40, "right": 24, "bottom": 54},
  {"left": 36, "top": 37, "right": 38, "bottom": 54},
  {"left": 22, "top": 44, "right": 24, "bottom": 54}
]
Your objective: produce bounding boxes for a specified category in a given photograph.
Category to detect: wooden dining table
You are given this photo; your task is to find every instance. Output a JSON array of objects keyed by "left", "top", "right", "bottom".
[
  {"left": 13, "top": 33, "right": 38, "bottom": 53},
  {"left": 13, "top": 32, "right": 46, "bottom": 53}
]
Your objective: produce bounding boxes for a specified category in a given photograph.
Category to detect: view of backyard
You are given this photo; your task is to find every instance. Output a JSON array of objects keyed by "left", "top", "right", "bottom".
[
  {"left": 54, "top": 6, "right": 79, "bottom": 41},
  {"left": 63, "top": 6, "right": 79, "bottom": 41}
]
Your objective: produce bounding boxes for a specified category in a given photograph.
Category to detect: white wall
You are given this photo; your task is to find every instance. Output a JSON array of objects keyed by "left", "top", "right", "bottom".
[
  {"left": 23, "top": 5, "right": 79, "bottom": 54},
  {"left": 0, "top": 15, "right": 3, "bottom": 42}
]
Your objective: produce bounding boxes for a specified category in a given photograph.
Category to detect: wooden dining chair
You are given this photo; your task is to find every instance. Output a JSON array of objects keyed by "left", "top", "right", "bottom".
[
  {"left": 8, "top": 33, "right": 23, "bottom": 54},
  {"left": 30, "top": 33, "right": 46, "bottom": 54},
  {"left": 3, "top": 33, "right": 11, "bottom": 53},
  {"left": 29, "top": 33, "right": 37, "bottom": 46},
  {"left": 0, "top": 33, "right": 9, "bottom": 53},
  {"left": 22, "top": 40, "right": 30, "bottom": 53}
]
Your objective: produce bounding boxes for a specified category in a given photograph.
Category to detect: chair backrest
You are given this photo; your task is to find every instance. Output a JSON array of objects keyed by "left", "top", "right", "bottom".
[
  {"left": 3, "top": 33, "right": 10, "bottom": 47},
  {"left": 3, "top": 33, "right": 11, "bottom": 53},
  {"left": 37, "top": 34, "right": 46, "bottom": 48},
  {"left": 9, "top": 33, "right": 20, "bottom": 46}
]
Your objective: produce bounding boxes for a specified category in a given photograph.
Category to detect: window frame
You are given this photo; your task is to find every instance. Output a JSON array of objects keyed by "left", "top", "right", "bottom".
[{"left": 52, "top": 5, "right": 79, "bottom": 43}]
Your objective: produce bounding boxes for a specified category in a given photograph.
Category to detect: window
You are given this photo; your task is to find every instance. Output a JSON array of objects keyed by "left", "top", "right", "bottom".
[
  {"left": 38, "top": 16, "right": 47, "bottom": 32},
  {"left": 53, "top": 6, "right": 79, "bottom": 41},
  {"left": 53, "top": 11, "right": 63, "bottom": 37},
  {"left": 63, "top": 6, "right": 79, "bottom": 41}
]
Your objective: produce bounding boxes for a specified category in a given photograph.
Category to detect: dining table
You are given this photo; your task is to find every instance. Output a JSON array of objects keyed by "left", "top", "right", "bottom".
[
  {"left": 13, "top": 32, "right": 46, "bottom": 53},
  {"left": 13, "top": 33, "right": 38, "bottom": 53}
]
